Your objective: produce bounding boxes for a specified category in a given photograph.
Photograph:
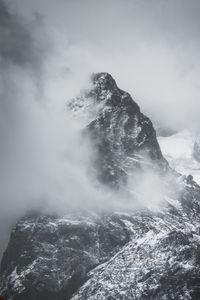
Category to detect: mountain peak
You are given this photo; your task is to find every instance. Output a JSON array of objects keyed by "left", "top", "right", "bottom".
[
  {"left": 89, "top": 72, "right": 122, "bottom": 105},
  {"left": 91, "top": 72, "right": 117, "bottom": 88},
  {"left": 86, "top": 72, "right": 140, "bottom": 112},
  {"left": 68, "top": 72, "right": 166, "bottom": 187}
]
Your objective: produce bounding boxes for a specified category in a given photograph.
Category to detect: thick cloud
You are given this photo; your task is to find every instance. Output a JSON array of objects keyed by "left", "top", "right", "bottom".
[
  {"left": 0, "top": 0, "right": 50, "bottom": 73},
  {"left": 0, "top": 0, "right": 85, "bottom": 257},
  {"left": 12, "top": 0, "right": 200, "bottom": 130}
]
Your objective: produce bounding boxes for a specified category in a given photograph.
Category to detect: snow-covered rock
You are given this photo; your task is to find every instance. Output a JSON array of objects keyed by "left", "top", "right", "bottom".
[
  {"left": 159, "top": 129, "right": 200, "bottom": 185},
  {"left": 70, "top": 72, "right": 167, "bottom": 187}
]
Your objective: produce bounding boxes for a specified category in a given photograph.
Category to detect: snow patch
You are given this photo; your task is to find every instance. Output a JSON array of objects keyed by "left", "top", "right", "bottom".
[{"left": 159, "top": 129, "right": 200, "bottom": 184}]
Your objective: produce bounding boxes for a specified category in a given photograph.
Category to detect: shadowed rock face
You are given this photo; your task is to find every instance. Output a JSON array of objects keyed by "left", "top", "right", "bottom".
[
  {"left": 72, "top": 177, "right": 200, "bottom": 300},
  {"left": 0, "top": 213, "right": 131, "bottom": 300},
  {"left": 2, "top": 178, "right": 200, "bottom": 300},
  {"left": 71, "top": 72, "right": 167, "bottom": 187},
  {"left": 1, "top": 73, "right": 200, "bottom": 300}
]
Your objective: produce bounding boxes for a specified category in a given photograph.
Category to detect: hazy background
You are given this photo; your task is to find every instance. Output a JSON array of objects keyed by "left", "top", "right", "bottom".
[
  {"left": 11, "top": 0, "right": 200, "bottom": 129},
  {"left": 0, "top": 0, "right": 200, "bottom": 257}
]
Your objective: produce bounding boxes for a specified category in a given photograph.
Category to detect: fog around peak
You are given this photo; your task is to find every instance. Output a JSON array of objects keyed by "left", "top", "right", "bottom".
[{"left": 12, "top": 0, "right": 200, "bottom": 130}]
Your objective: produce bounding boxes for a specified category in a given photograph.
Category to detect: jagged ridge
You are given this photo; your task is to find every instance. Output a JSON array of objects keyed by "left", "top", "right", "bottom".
[{"left": 71, "top": 72, "right": 167, "bottom": 187}]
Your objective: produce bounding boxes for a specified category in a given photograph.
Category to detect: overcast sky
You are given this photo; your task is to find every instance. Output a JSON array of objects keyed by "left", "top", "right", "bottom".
[{"left": 8, "top": 0, "right": 200, "bottom": 129}]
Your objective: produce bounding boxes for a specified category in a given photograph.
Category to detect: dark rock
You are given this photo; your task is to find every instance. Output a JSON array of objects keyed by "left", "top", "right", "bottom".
[
  {"left": 0, "top": 213, "right": 131, "bottom": 300},
  {"left": 71, "top": 72, "right": 168, "bottom": 187}
]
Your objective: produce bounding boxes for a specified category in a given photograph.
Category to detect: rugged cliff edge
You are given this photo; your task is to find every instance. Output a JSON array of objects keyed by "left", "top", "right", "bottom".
[
  {"left": 1, "top": 73, "right": 200, "bottom": 300},
  {"left": 70, "top": 72, "right": 167, "bottom": 187}
]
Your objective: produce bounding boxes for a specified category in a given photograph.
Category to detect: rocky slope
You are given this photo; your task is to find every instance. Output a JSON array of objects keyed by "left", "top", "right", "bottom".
[
  {"left": 0, "top": 212, "right": 132, "bottom": 300},
  {"left": 70, "top": 73, "right": 167, "bottom": 187},
  {"left": 72, "top": 178, "right": 200, "bottom": 300},
  {"left": 1, "top": 73, "right": 200, "bottom": 300}
]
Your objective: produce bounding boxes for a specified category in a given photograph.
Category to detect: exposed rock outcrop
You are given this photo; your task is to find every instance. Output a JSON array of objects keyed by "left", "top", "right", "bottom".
[{"left": 70, "top": 72, "right": 167, "bottom": 187}]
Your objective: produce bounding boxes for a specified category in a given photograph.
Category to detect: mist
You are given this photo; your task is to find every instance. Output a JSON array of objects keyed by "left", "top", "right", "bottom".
[
  {"left": 12, "top": 0, "right": 200, "bottom": 130},
  {"left": 0, "top": 0, "right": 99, "bottom": 256},
  {"left": 0, "top": 0, "right": 200, "bottom": 257}
]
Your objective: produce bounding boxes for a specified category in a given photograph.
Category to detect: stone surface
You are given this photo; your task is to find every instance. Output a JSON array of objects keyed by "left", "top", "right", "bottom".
[{"left": 70, "top": 72, "right": 167, "bottom": 187}]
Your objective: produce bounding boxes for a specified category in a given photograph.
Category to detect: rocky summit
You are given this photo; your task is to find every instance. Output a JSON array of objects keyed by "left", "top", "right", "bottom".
[
  {"left": 1, "top": 73, "right": 200, "bottom": 300},
  {"left": 70, "top": 72, "right": 167, "bottom": 187}
]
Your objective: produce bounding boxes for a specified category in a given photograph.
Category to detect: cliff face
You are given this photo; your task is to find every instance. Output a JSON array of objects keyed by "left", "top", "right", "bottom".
[
  {"left": 2, "top": 176, "right": 200, "bottom": 300},
  {"left": 70, "top": 72, "right": 167, "bottom": 187},
  {"left": 0, "top": 213, "right": 131, "bottom": 300},
  {"left": 1, "top": 74, "right": 200, "bottom": 300},
  {"left": 72, "top": 178, "right": 200, "bottom": 300}
]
